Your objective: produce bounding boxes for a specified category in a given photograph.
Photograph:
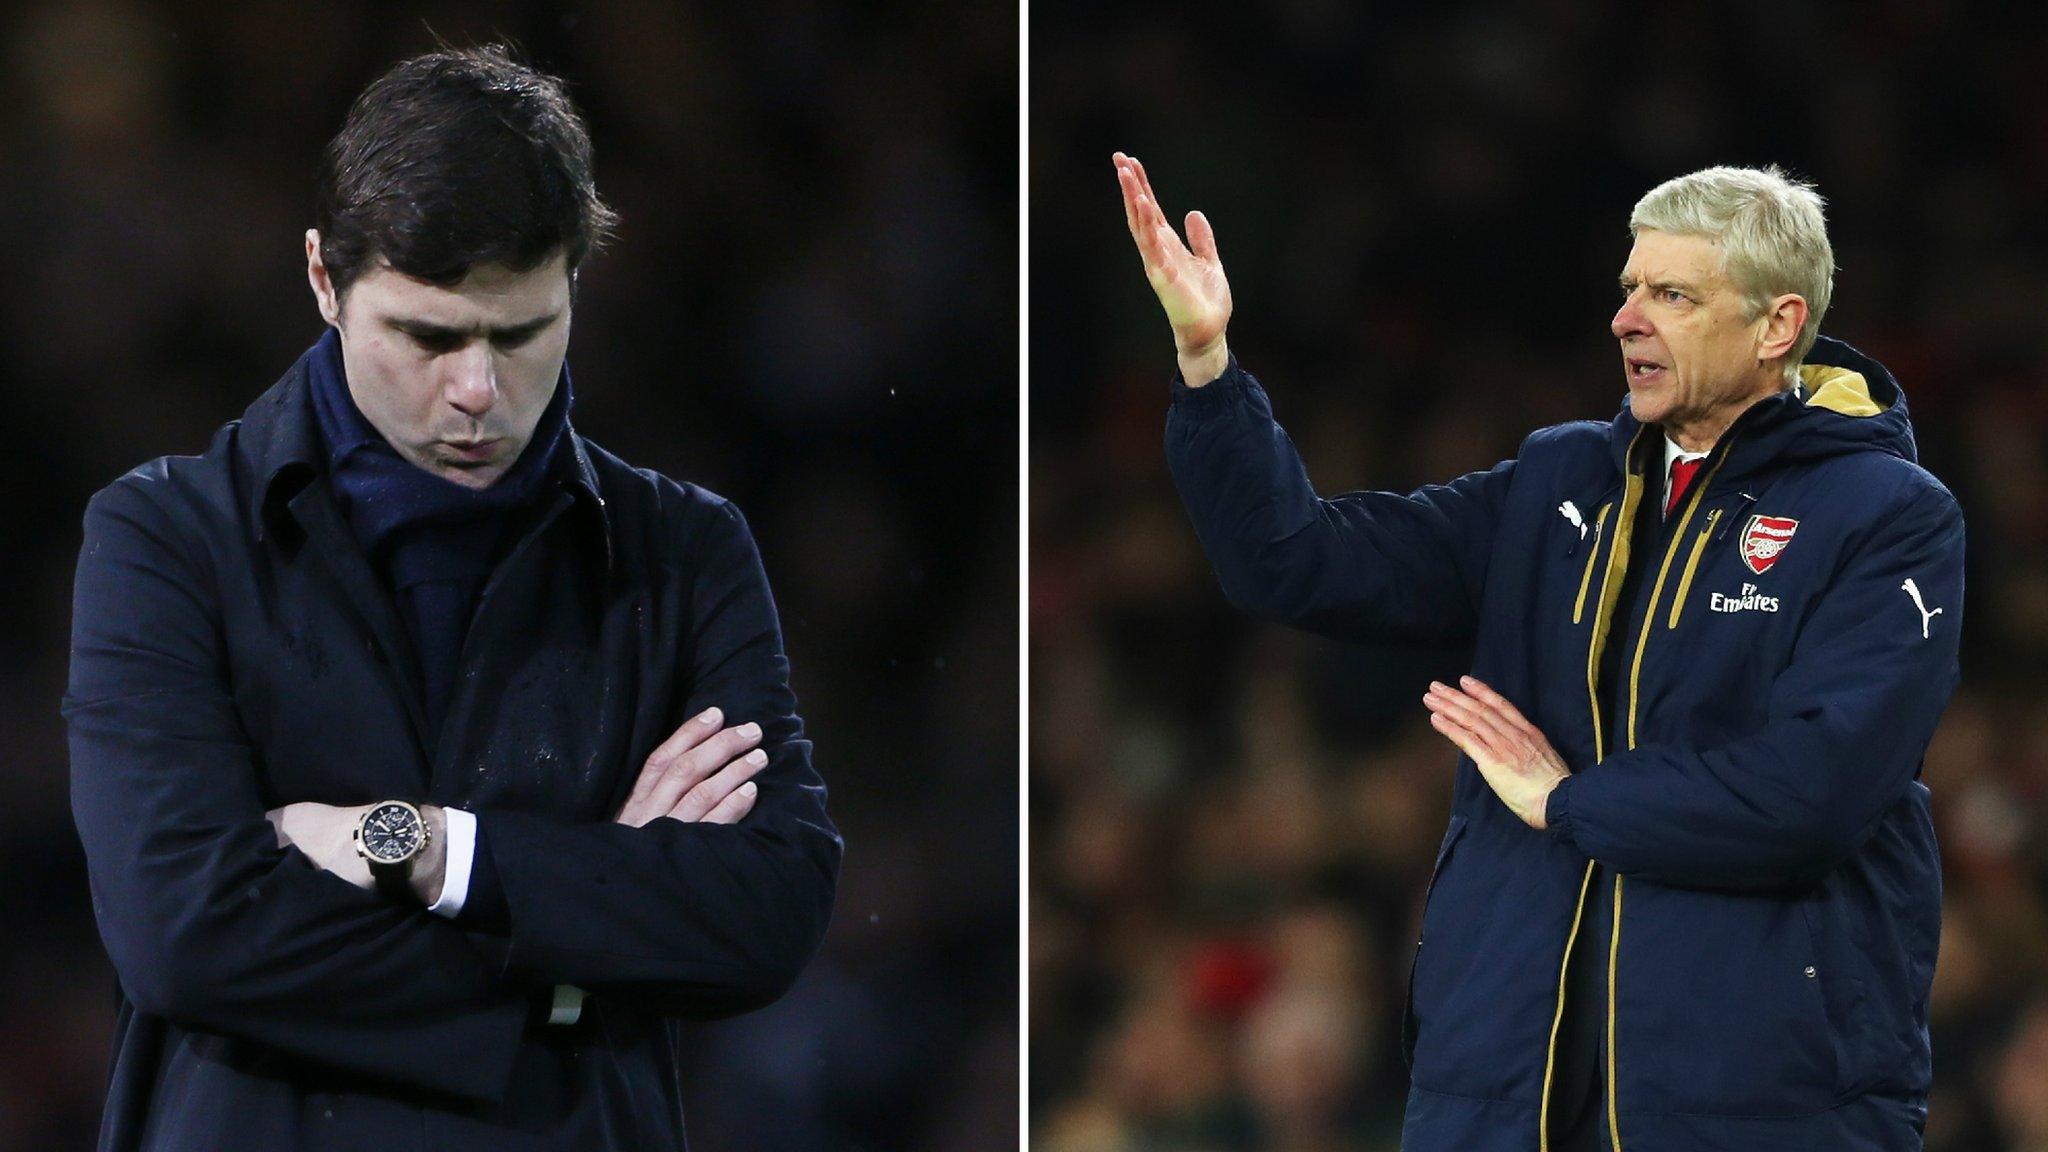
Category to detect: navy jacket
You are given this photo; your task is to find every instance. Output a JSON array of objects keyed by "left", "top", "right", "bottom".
[
  {"left": 65, "top": 348, "right": 842, "bottom": 1151},
  {"left": 1166, "top": 337, "right": 1961, "bottom": 1151}
]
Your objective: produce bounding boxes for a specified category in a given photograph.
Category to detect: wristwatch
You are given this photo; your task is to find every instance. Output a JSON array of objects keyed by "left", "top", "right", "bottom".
[{"left": 353, "top": 799, "right": 430, "bottom": 903}]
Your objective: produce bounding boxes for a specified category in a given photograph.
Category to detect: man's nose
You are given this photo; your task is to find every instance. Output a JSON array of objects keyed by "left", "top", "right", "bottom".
[
  {"left": 1612, "top": 292, "right": 1651, "bottom": 341},
  {"left": 445, "top": 342, "right": 497, "bottom": 418}
]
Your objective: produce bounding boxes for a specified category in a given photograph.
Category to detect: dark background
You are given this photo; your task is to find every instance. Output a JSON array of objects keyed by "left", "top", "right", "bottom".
[
  {"left": 0, "top": 2, "right": 1016, "bottom": 1149},
  {"left": 1032, "top": 3, "right": 2048, "bottom": 1150}
]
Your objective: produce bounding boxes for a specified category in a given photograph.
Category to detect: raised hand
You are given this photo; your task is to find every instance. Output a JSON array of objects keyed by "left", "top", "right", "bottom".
[
  {"left": 614, "top": 707, "right": 767, "bottom": 827},
  {"left": 1113, "top": 151, "right": 1234, "bottom": 386},
  {"left": 1423, "top": 677, "right": 1571, "bottom": 830}
]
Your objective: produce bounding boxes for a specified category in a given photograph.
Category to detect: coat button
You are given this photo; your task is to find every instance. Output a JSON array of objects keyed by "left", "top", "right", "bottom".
[{"left": 1804, "top": 966, "right": 1817, "bottom": 978}]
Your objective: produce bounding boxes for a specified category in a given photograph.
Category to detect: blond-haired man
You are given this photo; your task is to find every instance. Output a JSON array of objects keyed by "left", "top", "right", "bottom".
[{"left": 1119, "top": 156, "right": 1962, "bottom": 1150}]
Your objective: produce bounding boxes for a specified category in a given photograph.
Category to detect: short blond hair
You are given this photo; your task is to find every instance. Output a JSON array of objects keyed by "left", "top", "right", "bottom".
[{"left": 1630, "top": 165, "right": 1835, "bottom": 374}]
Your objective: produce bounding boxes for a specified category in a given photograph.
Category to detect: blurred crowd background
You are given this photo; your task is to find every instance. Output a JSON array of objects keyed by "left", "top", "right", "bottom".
[
  {"left": 1032, "top": 3, "right": 2048, "bottom": 1151},
  {"left": 0, "top": 2, "right": 1015, "bottom": 1149}
]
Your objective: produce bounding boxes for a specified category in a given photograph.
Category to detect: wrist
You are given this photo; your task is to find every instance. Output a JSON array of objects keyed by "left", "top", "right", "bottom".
[
  {"left": 409, "top": 804, "right": 448, "bottom": 905},
  {"left": 1525, "top": 776, "right": 1562, "bottom": 831},
  {"left": 1176, "top": 335, "right": 1230, "bottom": 387}
]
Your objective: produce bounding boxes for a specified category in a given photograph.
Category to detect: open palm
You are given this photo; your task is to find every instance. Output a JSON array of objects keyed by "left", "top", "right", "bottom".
[{"left": 1114, "top": 152, "right": 1233, "bottom": 379}]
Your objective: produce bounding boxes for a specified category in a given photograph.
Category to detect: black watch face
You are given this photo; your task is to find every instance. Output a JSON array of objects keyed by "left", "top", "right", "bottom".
[{"left": 362, "top": 803, "right": 422, "bottom": 863}]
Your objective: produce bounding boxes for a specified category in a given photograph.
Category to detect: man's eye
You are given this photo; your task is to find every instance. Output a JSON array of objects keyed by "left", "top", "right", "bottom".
[
  {"left": 492, "top": 330, "right": 538, "bottom": 351},
  {"left": 1660, "top": 289, "right": 1687, "bottom": 305},
  {"left": 412, "top": 333, "right": 463, "bottom": 354}
]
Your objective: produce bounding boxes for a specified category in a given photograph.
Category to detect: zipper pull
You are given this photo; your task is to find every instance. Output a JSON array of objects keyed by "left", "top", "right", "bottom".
[{"left": 1718, "top": 492, "right": 1758, "bottom": 541}]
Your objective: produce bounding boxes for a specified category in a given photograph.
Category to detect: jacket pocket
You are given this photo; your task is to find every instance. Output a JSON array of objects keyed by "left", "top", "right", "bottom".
[
  {"left": 1402, "top": 814, "right": 1469, "bottom": 1067},
  {"left": 1616, "top": 885, "right": 1840, "bottom": 1116}
]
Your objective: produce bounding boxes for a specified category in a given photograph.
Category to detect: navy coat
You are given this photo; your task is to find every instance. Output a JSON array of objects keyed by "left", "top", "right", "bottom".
[
  {"left": 1166, "top": 336, "right": 1961, "bottom": 1151},
  {"left": 65, "top": 349, "right": 841, "bottom": 1151}
]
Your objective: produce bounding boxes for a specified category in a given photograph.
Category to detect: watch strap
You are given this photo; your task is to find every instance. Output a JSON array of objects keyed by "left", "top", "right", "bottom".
[{"left": 371, "top": 858, "right": 415, "bottom": 903}]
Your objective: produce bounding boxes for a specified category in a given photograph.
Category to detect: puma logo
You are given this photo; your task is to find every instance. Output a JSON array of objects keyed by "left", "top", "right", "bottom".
[
  {"left": 1559, "top": 500, "right": 1586, "bottom": 540},
  {"left": 1901, "top": 578, "right": 1942, "bottom": 639}
]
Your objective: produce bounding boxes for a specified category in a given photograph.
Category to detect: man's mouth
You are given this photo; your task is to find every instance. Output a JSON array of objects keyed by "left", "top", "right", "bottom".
[
  {"left": 442, "top": 438, "right": 502, "bottom": 463},
  {"left": 1626, "top": 357, "right": 1667, "bottom": 383}
]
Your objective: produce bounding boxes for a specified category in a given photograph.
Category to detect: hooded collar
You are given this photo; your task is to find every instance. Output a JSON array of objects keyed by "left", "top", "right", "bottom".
[
  {"left": 239, "top": 333, "right": 611, "bottom": 572},
  {"left": 1606, "top": 334, "right": 1917, "bottom": 483}
]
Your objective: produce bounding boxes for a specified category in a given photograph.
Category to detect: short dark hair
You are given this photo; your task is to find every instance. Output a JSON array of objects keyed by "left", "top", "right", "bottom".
[{"left": 315, "top": 44, "right": 618, "bottom": 299}]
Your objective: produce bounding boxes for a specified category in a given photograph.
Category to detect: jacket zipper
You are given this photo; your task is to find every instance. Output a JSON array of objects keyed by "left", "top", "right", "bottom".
[
  {"left": 1602, "top": 437, "right": 1738, "bottom": 1151},
  {"left": 1539, "top": 860, "right": 1599, "bottom": 1152},
  {"left": 1605, "top": 872, "right": 1625, "bottom": 1151},
  {"left": 1540, "top": 430, "right": 1643, "bottom": 1152},
  {"left": 1626, "top": 445, "right": 1734, "bottom": 747}
]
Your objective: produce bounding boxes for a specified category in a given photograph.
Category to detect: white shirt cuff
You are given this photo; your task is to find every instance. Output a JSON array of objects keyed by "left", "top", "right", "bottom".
[
  {"left": 426, "top": 806, "right": 477, "bottom": 918},
  {"left": 549, "top": 985, "right": 586, "bottom": 1025}
]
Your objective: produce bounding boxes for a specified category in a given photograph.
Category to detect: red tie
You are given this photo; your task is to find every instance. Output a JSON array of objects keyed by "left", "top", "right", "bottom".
[{"left": 1666, "top": 457, "right": 1705, "bottom": 517}]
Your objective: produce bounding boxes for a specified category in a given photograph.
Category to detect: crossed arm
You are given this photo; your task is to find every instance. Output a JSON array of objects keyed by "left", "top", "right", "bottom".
[
  {"left": 266, "top": 707, "right": 771, "bottom": 902},
  {"left": 67, "top": 480, "right": 838, "bottom": 1102},
  {"left": 1425, "top": 489, "right": 1964, "bottom": 891}
]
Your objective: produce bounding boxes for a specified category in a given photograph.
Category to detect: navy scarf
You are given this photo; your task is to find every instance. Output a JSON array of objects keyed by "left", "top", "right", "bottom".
[{"left": 306, "top": 326, "right": 572, "bottom": 744}]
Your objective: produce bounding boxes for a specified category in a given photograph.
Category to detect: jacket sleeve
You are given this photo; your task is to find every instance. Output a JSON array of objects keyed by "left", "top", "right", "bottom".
[
  {"left": 64, "top": 479, "right": 532, "bottom": 1102},
  {"left": 1544, "top": 484, "right": 1965, "bottom": 891},
  {"left": 1165, "top": 358, "right": 1513, "bottom": 645},
  {"left": 471, "top": 500, "right": 841, "bottom": 1019}
]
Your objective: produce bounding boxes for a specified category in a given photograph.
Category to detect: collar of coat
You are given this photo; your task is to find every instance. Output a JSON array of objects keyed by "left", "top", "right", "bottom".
[
  {"left": 1605, "top": 332, "right": 1919, "bottom": 485},
  {"left": 237, "top": 338, "right": 613, "bottom": 575}
]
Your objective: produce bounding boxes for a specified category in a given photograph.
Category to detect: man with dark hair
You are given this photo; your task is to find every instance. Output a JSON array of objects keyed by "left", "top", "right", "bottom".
[
  {"left": 315, "top": 45, "right": 617, "bottom": 300},
  {"left": 65, "top": 46, "right": 840, "bottom": 1151}
]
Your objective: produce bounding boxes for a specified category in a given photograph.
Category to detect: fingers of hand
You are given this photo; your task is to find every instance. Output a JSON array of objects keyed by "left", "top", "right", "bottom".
[
  {"left": 1123, "top": 191, "right": 1173, "bottom": 273},
  {"left": 1131, "top": 155, "right": 1160, "bottom": 208},
  {"left": 1114, "top": 155, "right": 1197, "bottom": 266},
  {"left": 1186, "top": 210, "right": 1219, "bottom": 264},
  {"left": 1122, "top": 160, "right": 1166, "bottom": 232},
  {"left": 1114, "top": 155, "right": 1163, "bottom": 254},
  {"left": 646, "top": 722, "right": 761, "bottom": 815},
  {"left": 628, "top": 707, "right": 726, "bottom": 807},
  {"left": 1131, "top": 206, "right": 1166, "bottom": 263},
  {"left": 697, "top": 780, "right": 761, "bottom": 826},
  {"left": 1116, "top": 163, "right": 1144, "bottom": 243},
  {"left": 1424, "top": 683, "right": 1523, "bottom": 761},
  {"left": 651, "top": 705, "right": 725, "bottom": 765},
  {"left": 1136, "top": 174, "right": 1166, "bottom": 231},
  {"left": 1459, "top": 676, "right": 1542, "bottom": 742},
  {"left": 619, "top": 714, "right": 754, "bottom": 826},
  {"left": 1427, "top": 710, "right": 1489, "bottom": 766},
  {"left": 668, "top": 748, "right": 770, "bottom": 823},
  {"left": 1428, "top": 711, "right": 1536, "bottom": 828}
]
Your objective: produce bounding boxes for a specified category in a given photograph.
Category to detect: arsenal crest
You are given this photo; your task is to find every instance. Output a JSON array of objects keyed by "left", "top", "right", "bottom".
[{"left": 1739, "top": 515, "right": 1799, "bottom": 575}]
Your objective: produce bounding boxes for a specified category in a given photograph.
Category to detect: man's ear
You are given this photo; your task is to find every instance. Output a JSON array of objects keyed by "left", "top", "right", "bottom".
[
  {"left": 1756, "top": 293, "right": 1808, "bottom": 366},
  {"left": 305, "top": 228, "right": 342, "bottom": 328}
]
